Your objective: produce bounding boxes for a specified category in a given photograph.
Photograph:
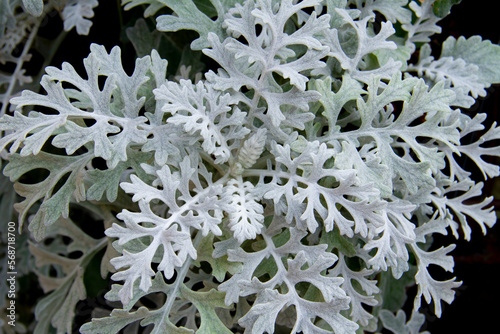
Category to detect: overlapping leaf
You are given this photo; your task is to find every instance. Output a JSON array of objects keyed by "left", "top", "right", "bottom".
[
  {"left": 107, "top": 156, "right": 225, "bottom": 304},
  {"left": 217, "top": 221, "right": 358, "bottom": 334},
  {"left": 321, "top": 8, "right": 401, "bottom": 83},
  {"left": 29, "top": 214, "right": 107, "bottom": 334},
  {"left": 81, "top": 271, "right": 232, "bottom": 334},
  {"left": 3, "top": 151, "right": 92, "bottom": 239},
  {"left": 2, "top": 44, "right": 152, "bottom": 168},
  {"left": 258, "top": 141, "right": 384, "bottom": 236},
  {"left": 328, "top": 252, "right": 379, "bottom": 326},
  {"left": 1, "top": 1, "right": 499, "bottom": 333},
  {"left": 323, "top": 74, "right": 458, "bottom": 195},
  {"left": 154, "top": 80, "right": 250, "bottom": 163},
  {"left": 204, "top": 0, "right": 329, "bottom": 134}
]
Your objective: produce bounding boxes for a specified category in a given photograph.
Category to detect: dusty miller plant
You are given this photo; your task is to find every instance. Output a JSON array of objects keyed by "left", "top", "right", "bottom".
[{"left": 1, "top": 0, "right": 499, "bottom": 333}]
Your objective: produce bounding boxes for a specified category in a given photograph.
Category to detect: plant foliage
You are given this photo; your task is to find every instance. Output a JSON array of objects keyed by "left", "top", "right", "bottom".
[{"left": 1, "top": 0, "right": 499, "bottom": 333}]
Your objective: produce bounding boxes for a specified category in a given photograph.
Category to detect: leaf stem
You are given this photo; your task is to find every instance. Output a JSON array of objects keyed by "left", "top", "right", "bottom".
[
  {"left": 1, "top": 18, "right": 41, "bottom": 116},
  {"left": 159, "top": 229, "right": 204, "bottom": 325}
]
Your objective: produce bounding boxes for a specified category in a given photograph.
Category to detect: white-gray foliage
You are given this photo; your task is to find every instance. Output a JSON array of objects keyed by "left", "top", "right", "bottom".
[{"left": 1, "top": 0, "right": 499, "bottom": 333}]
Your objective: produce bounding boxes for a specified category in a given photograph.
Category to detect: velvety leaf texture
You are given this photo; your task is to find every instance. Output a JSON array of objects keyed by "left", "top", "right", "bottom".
[{"left": 1, "top": 0, "right": 499, "bottom": 333}]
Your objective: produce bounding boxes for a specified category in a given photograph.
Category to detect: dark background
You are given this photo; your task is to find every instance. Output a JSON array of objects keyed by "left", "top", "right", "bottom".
[{"left": 420, "top": 2, "right": 500, "bottom": 332}]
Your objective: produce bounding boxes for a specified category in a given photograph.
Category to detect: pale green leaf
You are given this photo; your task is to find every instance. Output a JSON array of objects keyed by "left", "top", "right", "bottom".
[
  {"left": 22, "top": 0, "right": 43, "bottom": 16},
  {"left": 30, "top": 216, "right": 105, "bottom": 334},
  {"left": 441, "top": 35, "right": 500, "bottom": 86},
  {"left": 125, "top": 18, "right": 162, "bottom": 58},
  {"left": 312, "top": 75, "right": 365, "bottom": 135},
  {"left": 195, "top": 233, "right": 242, "bottom": 282},
  {"left": 80, "top": 307, "right": 159, "bottom": 334},
  {"left": 4, "top": 152, "right": 92, "bottom": 239},
  {"left": 180, "top": 286, "right": 232, "bottom": 334},
  {"left": 86, "top": 150, "right": 152, "bottom": 202},
  {"left": 155, "top": 0, "right": 244, "bottom": 50},
  {"left": 379, "top": 310, "right": 430, "bottom": 334}
]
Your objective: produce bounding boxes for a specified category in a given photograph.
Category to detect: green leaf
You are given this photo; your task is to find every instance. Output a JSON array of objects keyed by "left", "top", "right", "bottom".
[
  {"left": 86, "top": 150, "right": 152, "bottom": 202},
  {"left": 80, "top": 307, "right": 160, "bottom": 334},
  {"left": 321, "top": 226, "right": 357, "bottom": 257},
  {"left": 195, "top": 233, "right": 242, "bottom": 282},
  {"left": 180, "top": 285, "right": 232, "bottom": 334},
  {"left": 84, "top": 267, "right": 227, "bottom": 333},
  {"left": 125, "top": 18, "right": 162, "bottom": 58},
  {"left": 432, "top": 0, "right": 461, "bottom": 18},
  {"left": 30, "top": 216, "right": 106, "bottom": 334},
  {"left": 4, "top": 152, "right": 92, "bottom": 240},
  {"left": 193, "top": 0, "right": 218, "bottom": 17},
  {"left": 312, "top": 75, "right": 365, "bottom": 135},
  {"left": 122, "top": 0, "right": 167, "bottom": 17},
  {"left": 33, "top": 268, "right": 84, "bottom": 334},
  {"left": 378, "top": 265, "right": 417, "bottom": 312}
]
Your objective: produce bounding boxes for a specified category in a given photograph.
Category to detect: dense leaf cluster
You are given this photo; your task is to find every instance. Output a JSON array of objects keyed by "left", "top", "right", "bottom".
[{"left": 1, "top": 0, "right": 499, "bottom": 333}]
